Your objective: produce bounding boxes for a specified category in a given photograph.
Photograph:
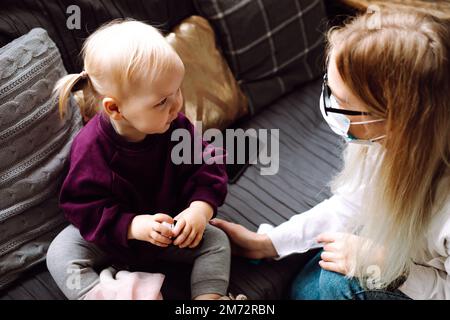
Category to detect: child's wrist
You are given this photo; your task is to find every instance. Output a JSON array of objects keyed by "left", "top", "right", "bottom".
[
  {"left": 189, "top": 201, "right": 214, "bottom": 221},
  {"left": 127, "top": 217, "right": 136, "bottom": 240}
]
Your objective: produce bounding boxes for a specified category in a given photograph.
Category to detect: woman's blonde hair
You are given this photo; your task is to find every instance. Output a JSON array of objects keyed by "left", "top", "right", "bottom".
[
  {"left": 53, "top": 19, "right": 180, "bottom": 121},
  {"left": 327, "top": 9, "right": 450, "bottom": 288}
]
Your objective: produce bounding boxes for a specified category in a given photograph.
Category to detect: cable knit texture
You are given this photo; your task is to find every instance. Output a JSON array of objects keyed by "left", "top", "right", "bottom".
[{"left": 0, "top": 28, "right": 82, "bottom": 290}]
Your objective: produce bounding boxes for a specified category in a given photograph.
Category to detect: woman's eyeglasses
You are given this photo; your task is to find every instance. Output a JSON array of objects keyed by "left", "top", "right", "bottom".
[{"left": 321, "top": 73, "right": 370, "bottom": 117}]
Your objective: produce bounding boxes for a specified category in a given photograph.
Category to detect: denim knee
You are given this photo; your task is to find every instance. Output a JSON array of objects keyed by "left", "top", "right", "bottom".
[
  {"left": 290, "top": 252, "right": 322, "bottom": 300},
  {"left": 318, "top": 269, "right": 362, "bottom": 300}
]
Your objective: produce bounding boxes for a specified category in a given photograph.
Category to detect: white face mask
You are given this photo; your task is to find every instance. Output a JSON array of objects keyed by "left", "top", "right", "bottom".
[{"left": 320, "top": 91, "right": 386, "bottom": 145}]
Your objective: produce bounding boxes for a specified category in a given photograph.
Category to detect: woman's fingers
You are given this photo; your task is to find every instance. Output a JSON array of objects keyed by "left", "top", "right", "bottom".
[
  {"left": 173, "top": 224, "right": 192, "bottom": 246},
  {"left": 323, "top": 242, "right": 340, "bottom": 252},
  {"left": 211, "top": 219, "right": 253, "bottom": 247},
  {"left": 318, "top": 260, "right": 345, "bottom": 274},
  {"left": 180, "top": 228, "right": 197, "bottom": 248},
  {"left": 210, "top": 218, "right": 225, "bottom": 226},
  {"left": 316, "top": 232, "right": 342, "bottom": 244},
  {"left": 210, "top": 219, "right": 239, "bottom": 236},
  {"left": 320, "top": 250, "right": 341, "bottom": 262}
]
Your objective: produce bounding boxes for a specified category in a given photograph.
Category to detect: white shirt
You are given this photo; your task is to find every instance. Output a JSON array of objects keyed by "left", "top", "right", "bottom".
[{"left": 258, "top": 175, "right": 450, "bottom": 300}]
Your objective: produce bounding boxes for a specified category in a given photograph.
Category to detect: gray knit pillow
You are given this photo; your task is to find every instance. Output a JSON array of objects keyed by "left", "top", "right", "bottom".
[{"left": 0, "top": 28, "right": 82, "bottom": 290}]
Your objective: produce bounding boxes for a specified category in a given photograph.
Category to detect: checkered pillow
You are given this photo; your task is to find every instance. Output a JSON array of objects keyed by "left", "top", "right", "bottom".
[{"left": 194, "top": 0, "right": 327, "bottom": 114}]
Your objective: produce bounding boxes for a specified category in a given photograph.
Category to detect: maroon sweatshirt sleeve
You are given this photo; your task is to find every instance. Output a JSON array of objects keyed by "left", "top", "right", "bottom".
[
  {"left": 174, "top": 114, "right": 228, "bottom": 218},
  {"left": 59, "top": 139, "right": 136, "bottom": 249}
]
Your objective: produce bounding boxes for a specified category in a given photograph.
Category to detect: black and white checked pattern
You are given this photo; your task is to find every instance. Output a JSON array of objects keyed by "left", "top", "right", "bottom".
[{"left": 195, "top": 0, "right": 327, "bottom": 114}]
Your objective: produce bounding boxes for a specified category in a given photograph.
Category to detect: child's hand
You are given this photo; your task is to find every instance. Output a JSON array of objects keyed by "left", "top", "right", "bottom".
[
  {"left": 172, "top": 201, "right": 213, "bottom": 249},
  {"left": 127, "top": 214, "right": 174, "bottom": 247}
]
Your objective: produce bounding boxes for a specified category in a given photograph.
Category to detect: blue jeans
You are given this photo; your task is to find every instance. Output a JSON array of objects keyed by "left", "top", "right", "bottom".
[{"left": 291, "top": 251, "right": 411, "bottom": 300}]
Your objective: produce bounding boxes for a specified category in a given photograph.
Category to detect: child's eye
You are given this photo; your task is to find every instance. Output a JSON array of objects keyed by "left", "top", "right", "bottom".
[{"left": 156, "top": 98, "right": 168, "bottom": 107}]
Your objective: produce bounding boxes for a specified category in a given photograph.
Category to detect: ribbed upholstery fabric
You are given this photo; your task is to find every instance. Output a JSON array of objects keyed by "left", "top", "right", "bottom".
[{"left": 1, "top": 78, "right": 345, "bottom": 300}]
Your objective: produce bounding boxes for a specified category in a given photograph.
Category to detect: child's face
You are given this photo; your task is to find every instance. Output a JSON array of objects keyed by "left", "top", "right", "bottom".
[{"left": 120, "top": 56, "right": 185, "bottom": 135}]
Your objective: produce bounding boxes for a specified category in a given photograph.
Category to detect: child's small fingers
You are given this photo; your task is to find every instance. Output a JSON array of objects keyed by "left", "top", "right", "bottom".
[
  {"left": 172, "top": 219, "right": 186, "bottom": 237},
  {"left": 150, "top": 231, "right": 172, "bottom": 245},
  {"left": 149, "top": 238, "right": 169, "bottom": 247},
  {"left": 153, "top": 213, "right": 174, "bottom": 224},
  {"left": 180, "top": 229, "right": 197, "bottom": 248},
  {"left": 173, "top": 224, "right": 191, "bottom": 246},
  {"left": 153, "top": 223, "right": 173, "bottom": 238},
  {"left": 189, "top": 232, "right": 203, "bottom": 248}
]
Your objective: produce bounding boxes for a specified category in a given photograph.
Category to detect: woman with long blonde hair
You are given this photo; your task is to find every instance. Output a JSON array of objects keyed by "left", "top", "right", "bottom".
[{"left": 212, "top": 9, "right": 450, "bottom": 299}]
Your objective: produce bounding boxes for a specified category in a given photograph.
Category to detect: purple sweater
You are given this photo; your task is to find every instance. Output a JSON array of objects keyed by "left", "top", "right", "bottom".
[{"left": 60, "top": 112, "right": 227, "bottom": 256}]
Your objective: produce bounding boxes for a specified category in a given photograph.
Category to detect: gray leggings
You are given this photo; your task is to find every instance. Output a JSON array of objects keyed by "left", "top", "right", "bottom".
[{"left": 46, "top": 224, "right": 230, "bottom": 300}]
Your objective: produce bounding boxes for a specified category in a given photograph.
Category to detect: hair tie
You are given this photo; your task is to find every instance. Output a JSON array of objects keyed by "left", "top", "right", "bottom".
[
  {"left": 80, "top": 71, "right": 88, "bottom": 79},
  {"left": 72, "top": 71, "right": 89, "bottom": 92}
]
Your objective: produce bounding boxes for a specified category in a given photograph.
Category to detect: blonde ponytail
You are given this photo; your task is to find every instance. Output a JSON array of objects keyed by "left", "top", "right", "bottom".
[{"left": 53, "top": 71, "right": 101, "bottom": 122}]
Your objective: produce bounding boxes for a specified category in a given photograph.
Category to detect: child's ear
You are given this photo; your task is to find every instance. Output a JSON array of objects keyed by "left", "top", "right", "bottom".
[{"left": 102, "top": 97, "right": 122, "bottom": 120}]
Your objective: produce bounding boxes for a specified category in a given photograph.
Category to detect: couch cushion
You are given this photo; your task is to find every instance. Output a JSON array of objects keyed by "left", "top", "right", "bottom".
[
  {"left": 0, "top": 28, "right": 82, "bottom": 290},
  {"left": 167, "top": 16, "right": 249, "bottom": 130},
  {"left": 1, "top": 77, "right": 344, "bottom": 300},
  {"left": 194, "top": 0, "right": 327, "bottom": 114},
  {"left": 0, "top": 0, "right": 197, "bottom": 74}
]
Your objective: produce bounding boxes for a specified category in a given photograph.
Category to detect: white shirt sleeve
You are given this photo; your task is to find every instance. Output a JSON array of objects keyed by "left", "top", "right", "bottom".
[
  {"left": 399, "top": 260, "right": 450, "bottom": 300},
  {"left": 258, "top": 186, "right": 364, "bottom": 260}
]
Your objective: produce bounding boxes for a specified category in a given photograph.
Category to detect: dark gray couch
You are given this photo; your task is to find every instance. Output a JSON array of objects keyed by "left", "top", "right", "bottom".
[{"left": 0, "top": 0, "right": 350, "bottom": 300}]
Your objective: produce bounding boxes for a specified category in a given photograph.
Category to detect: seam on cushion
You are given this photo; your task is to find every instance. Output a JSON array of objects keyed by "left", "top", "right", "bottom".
[
  {"left": 0, "top": 50, "right": 60, "bottom": 103},
  {"left": 0, "top": 91, "right": 57, "bottom": 142},
  {"left": 0, "top": 109, "right": 81, "bottom": 187},
  {"left": 0, "top": 183, "right": 58, "bottom": 223}
]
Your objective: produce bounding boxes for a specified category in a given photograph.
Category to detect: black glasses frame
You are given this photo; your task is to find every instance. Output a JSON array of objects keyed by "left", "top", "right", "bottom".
[{"left": 322, "top": 73, "right": 370, "bottom": 117}]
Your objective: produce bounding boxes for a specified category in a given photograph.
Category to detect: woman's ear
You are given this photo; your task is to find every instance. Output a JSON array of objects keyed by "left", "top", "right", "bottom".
[{"left": 102, "top": 97, "right": 122, "bottom": 120}]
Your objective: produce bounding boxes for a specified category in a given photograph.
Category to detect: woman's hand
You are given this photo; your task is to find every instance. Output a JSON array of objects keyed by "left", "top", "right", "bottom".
[
  {"left": 172, "top": 201, "right": 213, "bottom": 249},
  {"left": 210, "top": 218, "right": 278, "bottom": 259},
  {"left": 127, "top": 214, "right": 174, "bottom": 247},
  {"left": 316, "top": 232, "right": 357, "bottom": 275},
  {"left": 316, "top": 232, "right": 384, "bottom": 276}
]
